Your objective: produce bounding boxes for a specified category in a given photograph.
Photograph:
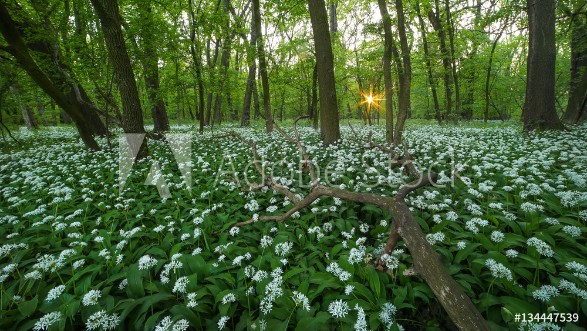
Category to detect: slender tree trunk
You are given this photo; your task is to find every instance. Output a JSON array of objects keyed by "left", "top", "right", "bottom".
[
  {"left": 484, "top": 25, "right": 506, "bottom": 122},
  {"left": 308, "top": 0, "right": 340, "bottom": 145},
  {"left": 241, "top": 12, "right": 258, "bottom": 127},
  {"left": 311, "top": 63, "right": 319, "bottom": 129},
  {"left": 91, "top": 0, "right": 147, "bottom": 157},
  {"left": 393, "top": 0, "right": 411, "bottom": 146},
  {"left": 139, "top": 3, "right": 169, "bottom": 132},
  {"left": 0, "top": 1, "right": 99, "bottom": 149},
  {"left": 444, "top": 0, "right": 460, "bottom": 120},
  {"left": 213, "top": 36, "right": 233, "bottom": 125},
  {"left": 251, "top": 0, "right": 273, "bottom": 133},
  {"left": 523, "top": 0, "right": 564, "bottom": 131},
  {"left": 415, "top": 2, "right": 441, "bottom": 124},
  {"left": 429, "top": 1, "right": 452, "bottom": 120},
  {"left": 377, "top": 0, "right": 394, "bottom": 144},
  {"left": 188, "top": 0, "right": 205, "bottom": 134},
  {"left": 563, "top": 17, "right": 587, "bottom": 123}
]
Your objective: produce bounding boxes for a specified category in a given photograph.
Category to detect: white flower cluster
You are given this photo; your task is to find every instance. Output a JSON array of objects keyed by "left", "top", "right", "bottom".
[
  {"left": 259, "top": 268, "right": 284, "bottom": 315},
  {"left": 532, "top": 285, "right": 559, "bottom": 302},
  {"left": 154, "top": 316, "right": 189, "bottom": 331},
  {"left": 291, "top": 291, "right": 311, "bottom": 311},
  {"left": 172, "top": 276, "right": 189, "bottom": 294},
  {"left": 86, "top": 310, "right": 120, "bottom": 330},
  {"left": 82, "top": 289, "right": 102, "bottom": 306},
  {"left": 426, "top": 232, "right": 445, "bottom": 245},
  {"left": 326, "top": 262, "right": 351, "bottom": 282},
  {"left": 348, "top": 247, "right": 366, "bottom": 265},
  {"left": 465, "top": 218, "right": 489, "bottom": 234},
  {"left": 274, "top": 242, "right": 294, "bottom": 257},
  {"left": 328, "top": 299, "right": 349, "bottom": 318},
  {"left": 138, "top": 255, "right": 158, "bottom": 270},
  {"left": 33, "top": 311, "right": 62, "bottom": 331},
  {"left": 526, "top": 237, "right": 554, "bottom": 257},
  {"left": 160, "top": 254, "right": 183, "bottom": 284},
  {"left": 379, "top": 302, "right": 397, "bottom": 329},
  {"left": 485, "top": 259, "right": 513, "bottom": 281}
]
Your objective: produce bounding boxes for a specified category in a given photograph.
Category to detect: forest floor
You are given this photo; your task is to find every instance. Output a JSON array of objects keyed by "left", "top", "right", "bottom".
[{"left": 0, "top": 121, "right": 586, "bottom": 330}]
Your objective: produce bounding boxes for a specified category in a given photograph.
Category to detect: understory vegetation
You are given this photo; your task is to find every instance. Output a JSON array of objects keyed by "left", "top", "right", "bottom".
[{"left": 0, "top": 122, "right": 586, "bottom": 330}]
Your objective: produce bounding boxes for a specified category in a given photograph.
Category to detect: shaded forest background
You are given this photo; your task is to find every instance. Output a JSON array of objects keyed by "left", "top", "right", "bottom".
[{"left": 0, "top": 0, "right": 586, "bottom": 134}]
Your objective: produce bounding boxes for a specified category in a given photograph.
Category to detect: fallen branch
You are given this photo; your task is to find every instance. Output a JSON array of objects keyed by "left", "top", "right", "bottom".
[{"left": 218, "top": 128, "right": 490, "bottom": 331}]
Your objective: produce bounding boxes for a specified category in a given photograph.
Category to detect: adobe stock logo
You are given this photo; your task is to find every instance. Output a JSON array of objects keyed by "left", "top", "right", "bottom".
[{"left": 119, "top": 134, "right": 192, "bottom": 198}]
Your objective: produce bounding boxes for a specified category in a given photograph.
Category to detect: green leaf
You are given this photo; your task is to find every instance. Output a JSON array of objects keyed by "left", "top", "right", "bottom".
[
  {"left": 127, "top": 264, "right": 145, "bottom": 298},
  {"left": 18, "top": 295, "right": 38, "bottom": 317}
]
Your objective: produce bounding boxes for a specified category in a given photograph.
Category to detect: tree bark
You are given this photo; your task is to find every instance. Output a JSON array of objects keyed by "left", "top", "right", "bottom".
[
  {"left": 563, "top": 17, "right": 587, "bottom": 123},
  {"left": 252, "top": 0, "right": 273, "bottom": 133},
  {"left": 188, "top": 0, "right": 206, "bottom": 134},
  {"left": 392, "top": 0, "right": 412, "bottom": 146},
  {"left": 91, "top": 0, "right": 148, "bottom": 158},
  {"left": 139, "top": 2, "right": 170, "bottom": 132},
  {"left": 429, "top": 1, "right": 453, "bottom": 120},
  {"left": 484, "top": 25, "right": 506, "bottom": 122},
  {"left": 311, "top": 63, "right": 319, "bottom": 129},
  {"left": 308, "top": 0, "right": 340, "bottom": 145},
  {"left": 444, "top": 0, "right": 460, "bottom": 120},
  {"left": 377, "top": 0, "right": 394, "bottom": 144},
  {"left": 415, "top": 2, "right": 441, "bottom": 124},
  {"left": 0, "top": 1, "right": 100, "bottom": 150},
  {"left": 523, "top": 0, "right": 564, "bottom": 131},
  {"left": 241, "top": 10, "right": 258, "bottom": 127}
]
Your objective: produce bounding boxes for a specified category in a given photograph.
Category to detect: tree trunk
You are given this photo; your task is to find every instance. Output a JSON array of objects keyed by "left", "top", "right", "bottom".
[
  {"left": 213, "top": 35, "right": 233, "bottom": 126},
  {"left": 139, "top": 3, "right": 170, "bottom": 132},
  {"left": 444, "top": 0, "right": 460, "bottom": 120},
  {"left": 0, "top": 1, "right": 99, "bottom": 150},
  {"left": 377, "top": 0, "right": 394, "bottom": 144},
  {"left": 308, "top": 0, "right": 340, "bottom": 145},
  {"left": 415, "top": 2, "right": 441, "bottom": 124},
  {"left": 484, "top": 25, "right": 506, "bottom": 122},
  {"left": 252, "top": 0, "right": 273, "bottom": 133},
  {"left": 91, "top": 0, "right": 148, "bottom": 158},
  {"left": 563, "top": 17, "right": 587, "bottom": 123},
  {"left": 523, "top": 0, "right": 564, "bottom": 131},
  {"left": 311, "top": 63, "right": 319, "bottom": 129},
  {"left": 188, "top": 0, "right": 206, "bottom": 134},
  {"left": 429, "top": 1, "right": 453, "bottom": 120},
  {"left": 241, "top": 12, "right": 258, "bottom": 127},
  {"left": 392, "top": 0, "right": 412, "bottom": 146}
]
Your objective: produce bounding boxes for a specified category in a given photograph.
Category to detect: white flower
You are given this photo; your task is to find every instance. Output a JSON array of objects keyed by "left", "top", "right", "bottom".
[
  {"left": 527, "top": 237, "right": 554, "bottom": 257},
  {"left": 456, "top": 241, "right": 467, "bottom": 250},
  {"left": 326, "top": 262, "right": 351, "bottom": 281},
  {"left": 328, "top": 299, "right": 349, "bottom": 318},
  {"left": 345, "top": 285, "right": 354, "bottom": 295},
  {"left": 173, "top": 276, "right": 189, "bottom": 294},
  {"left": 562, "top": 225, "right": 581, "bottom": 238},
  {"left": 86, "top": 310, "right": 120, "bottom": 330},
  {"left": 274, "top": 242, "right": 294, "bottom": 257},
  {"left": 348, "top": 247, "right": 366, "bottom": 265},
  {"left": 222, "top": 293, "right": 237, "bottom": 304},
  {"left": 33, "top": 311, "right": 62, "bottom": 331},
  {"left": 291, "top": 291, "right": 311, "bottom": 311},
  {"left": 46, "top": 285, "right": 66, "bottom": 302},
  {"left": 260, "top": 235, "right": 273, "bottom": 249},
  {"left": 229, "top": 227, "right": 240, "bottom": 237},
  {"left": 490, "top": 231, "right": 504, "bottom": 243},
  {"left": 505, "top": 249, "right": 518, "bottom": 259},
  {"left": 379, "top": 302, "right": 397, "bottom": 328},
  {"left": 218, "top": 316, "right": 229, "bottom": 329},
  {"left": 82, "top": 289, "right": 101, "bottom": 306},
  {"left": 354, "top": 304, "right": 368, "bottom": 331},
  {"left": 485, "top": 259, "right": 513, "bottom": 281},
  {"left": 138, "top": 255, "right": 158, "bottom": 270},
  {"left": 532, "top": 285, "right": 559, "bottom": 302},
  {"left": 155, "top": 316, "right": 173, "bottom": 331},
  {"left": 187, "top": 292, "right": 198, "bottom": 308}
]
